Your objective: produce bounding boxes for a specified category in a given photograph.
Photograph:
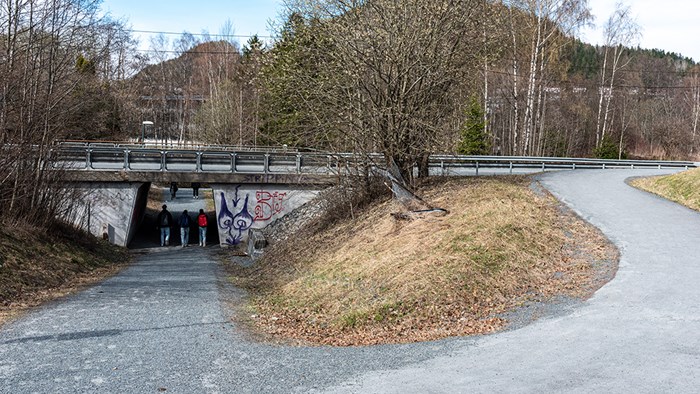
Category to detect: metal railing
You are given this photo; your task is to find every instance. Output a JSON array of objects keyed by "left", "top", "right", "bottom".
[
  {"left": 429, "top": 155, "right": 697, "bottom": 175},
  {"left": 51, "top": 144, "right": 698, "bottom": 176},
  {"left": 52, "top": 145, "right": 339, "bottom": 175},
  {"left": 56, "top": 140, "right": 299, "bottom": 153}
]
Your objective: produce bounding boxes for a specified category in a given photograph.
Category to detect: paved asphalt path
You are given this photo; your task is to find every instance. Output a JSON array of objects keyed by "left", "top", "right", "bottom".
[
  {"left": 1, "top": 170, "right": 699, "bottom": 392},
  {"left": 330, "top": 169, "right": 700, "bottom": 393}
]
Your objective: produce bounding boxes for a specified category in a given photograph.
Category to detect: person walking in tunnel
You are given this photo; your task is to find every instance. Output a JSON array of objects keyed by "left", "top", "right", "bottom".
[
  {"left": 169, "top": 182, "right": 178, "bottom": 201},
  {"left": 179, "top": 209, "right": 191, "bottom": 247},
  {"left": 191, "top": 182, "right": 200, "bottom": 199},
  {"left": 197, "top": 209, "right": 208, "bottom": 247},
  {"left": 157, "top": 204, "right": 174, "bottom": 247}
]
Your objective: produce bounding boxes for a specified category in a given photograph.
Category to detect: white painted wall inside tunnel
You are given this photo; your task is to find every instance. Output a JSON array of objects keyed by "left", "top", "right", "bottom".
[
  {"left": 66, "top": 182, "right": 146, "bottom": 247},
  {"left": 211, "top": 184, "right": 320, "bottom": 247}
]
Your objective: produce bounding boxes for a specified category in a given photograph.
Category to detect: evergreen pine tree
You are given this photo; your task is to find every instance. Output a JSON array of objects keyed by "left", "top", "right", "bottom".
[{"left": 457, "top": 97, "right": 490, "bottom": 155}]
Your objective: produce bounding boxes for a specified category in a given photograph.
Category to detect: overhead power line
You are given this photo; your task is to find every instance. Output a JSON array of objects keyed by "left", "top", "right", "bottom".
[
  {"left": 128, "top": 29, "right": 274, "bottom": 40},
  {"left": 486, "top": 68, "right": 700, "bottom": 91},
  {"left": 134, "top": 49, "right": 246, "bottom": 54}
]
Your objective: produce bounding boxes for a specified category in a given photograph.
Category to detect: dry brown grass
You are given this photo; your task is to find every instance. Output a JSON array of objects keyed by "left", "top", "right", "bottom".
[
  {"left": 0, "top": 221, "right": 131, "bottom": 326},
  {"left": 630, "top": 168, "right": 700, "bottom": 211},
  {"left": 227, "top": 176, "right": 617, "bottom": 346}
]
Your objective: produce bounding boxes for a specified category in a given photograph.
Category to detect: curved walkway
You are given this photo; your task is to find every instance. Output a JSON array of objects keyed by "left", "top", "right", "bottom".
[
  {"left": 1, "top": 170, "right": 699, "bottom": 393},
  {"left": 331, "top": 169, "right": 700, "bottom": 392}
]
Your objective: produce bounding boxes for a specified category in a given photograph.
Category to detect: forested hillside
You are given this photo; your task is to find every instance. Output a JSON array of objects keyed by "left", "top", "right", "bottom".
[{"left": 2, "top": 0, "right": 699, "bottom": 224}]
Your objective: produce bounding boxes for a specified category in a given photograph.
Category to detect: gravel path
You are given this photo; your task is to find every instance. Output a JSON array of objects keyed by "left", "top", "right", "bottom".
[{"left": 2, "top": 170, "right": 699, "bottom": 393}]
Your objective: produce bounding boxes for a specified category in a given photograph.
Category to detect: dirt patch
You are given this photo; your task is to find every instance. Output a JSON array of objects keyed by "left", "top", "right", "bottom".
[
  {"left": 223, "top": 176, "right": 618, "bottom": 346},
  {"left": 0, "top": 221, "right": 131, "bottom": 326}
]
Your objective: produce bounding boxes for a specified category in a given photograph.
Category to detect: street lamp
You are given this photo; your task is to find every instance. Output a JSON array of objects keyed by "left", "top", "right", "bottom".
[{"left": 141, "top": 121, "right": 153, "bottom": 144}]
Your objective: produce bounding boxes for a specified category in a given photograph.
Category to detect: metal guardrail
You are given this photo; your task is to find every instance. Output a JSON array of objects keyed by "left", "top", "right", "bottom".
[
  {"left": 51, "top": 145, "right": 698, "bottom": 176},
  {"left": 52, "top": 145, "right": 340, "bottom": 175},
  {"left": 428, "top": 155, "right": 697, "bottom": 175},
  {"left": 56, "top": 140, "right": 299, "bottom": 153}
]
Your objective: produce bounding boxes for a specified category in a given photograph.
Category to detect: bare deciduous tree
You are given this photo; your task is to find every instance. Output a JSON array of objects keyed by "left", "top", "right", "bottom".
[
  {"left": 280, "top": 0, "right": 491, "bottom": 183},
  {"left": 594, "top": 2, "right": 640, "bottom": 148},
  {"left": 0, "top": 0, "right": 129, "bottom": 224}
]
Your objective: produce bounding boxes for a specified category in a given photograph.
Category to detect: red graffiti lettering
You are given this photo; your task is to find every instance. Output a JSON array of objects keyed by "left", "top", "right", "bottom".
[{"left": 254, "top": 191, "right": 287, "bottom": 221}]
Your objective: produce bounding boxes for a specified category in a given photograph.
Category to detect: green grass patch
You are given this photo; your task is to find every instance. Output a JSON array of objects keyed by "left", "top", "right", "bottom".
[{"left": 630, "top": 168, "right": 700, "bottom": 211}]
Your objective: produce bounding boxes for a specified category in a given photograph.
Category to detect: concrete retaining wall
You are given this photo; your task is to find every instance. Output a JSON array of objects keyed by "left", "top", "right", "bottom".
[
  {"left": 211, "top": 184, "right": 320, "bottom": 246},
  {"left": 68, "top": 182, "right": 149, "bottom": 247}
]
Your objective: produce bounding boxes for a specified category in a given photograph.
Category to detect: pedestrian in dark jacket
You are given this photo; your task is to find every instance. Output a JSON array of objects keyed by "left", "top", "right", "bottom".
[
  {"left": 179, "top": 209, "right": 191, "bottom": 247},
  {"left": 170, "top": 182, "right": 178, "bottom": 200},
  {"left": 157, "top": 204, "right": 174, "bottom": 246},
  {"left": 191, "top": 182, "right": 201, "bottom": 199}
]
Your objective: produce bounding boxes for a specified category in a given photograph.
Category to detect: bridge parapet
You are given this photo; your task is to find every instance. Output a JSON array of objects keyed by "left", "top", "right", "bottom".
[{"left": 52, "top": 145, "right": 697, "bottom": 183}]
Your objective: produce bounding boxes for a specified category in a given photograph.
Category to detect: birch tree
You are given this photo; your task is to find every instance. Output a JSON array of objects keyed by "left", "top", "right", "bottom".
[
  {"left": 594, "top": 2, "right": 640, "bottom": 148},
  {"left": 506, "top": 0, "right": 592, "bottom": 155},
  {"left": 685, "top": 67, "right": 700, "bottom": 157}
]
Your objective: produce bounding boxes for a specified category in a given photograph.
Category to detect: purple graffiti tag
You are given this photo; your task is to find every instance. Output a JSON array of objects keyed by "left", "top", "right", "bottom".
[
  {"left": 231, "top": 194, "right": 254, "bottom": 245},
  {"left": 218, "top": 188, "right": 255, "bottom": 245},
  {"left": 218, "top": 192, "right": 236, "bottom": 244}
]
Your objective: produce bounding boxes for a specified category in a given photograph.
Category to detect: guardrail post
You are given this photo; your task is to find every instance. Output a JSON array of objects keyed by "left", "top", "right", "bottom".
[
  {"left": 160, "top": 151, "right": 166, "bottom": 171},
  {"left": 631, "top": 164, "right": 635, "bottom": 169},
  {"left": 542, "top": 162, "right": 545, "bottom": 172},
  {"left": 264, "top": 153, "right": 270, "bottom": 174},
  {"left": 509, "top": 161, "right": 513, "bottom": 174},
  {"left": 296, "top": 154, "right": 302, "bottom": 174},
  {"left": 86, "top": 148, "right": 93, "bottom": 169},
  {"left": 123, "top": 149, "right": 130, "bottom": 170},
  {"left": 196, "top": 152, "right": 202, "bottom": 172},
  {"left": 572, "top": 163, "right": 576, "bottom": 170},
  {"left": 440, "top": 160, "right": 445, "bottom": 176},
  {"left": 475, "top": 161, "right": 479, "bottom": 176},
  {"left": 231, "top": 153, "right": 237, "bottom": 173},
  {"left": 603, "top": 163, "right": 606, "bottom": 169}
]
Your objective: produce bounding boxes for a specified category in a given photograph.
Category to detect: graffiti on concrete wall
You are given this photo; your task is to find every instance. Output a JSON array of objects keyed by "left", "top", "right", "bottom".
[
  {"left": 218, "top": 186, "right": 254, "bottom": 245},
  {"left": 254, "top": 190, "right": 287, "bottom": 221},
  {"left": 219, "top": 186, "right": 288, "bottom": 245}
]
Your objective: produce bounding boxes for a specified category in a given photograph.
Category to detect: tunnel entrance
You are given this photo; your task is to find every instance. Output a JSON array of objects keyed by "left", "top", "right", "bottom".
[{"left": 128, "top": 183, "right": 218, "bottom": 249}]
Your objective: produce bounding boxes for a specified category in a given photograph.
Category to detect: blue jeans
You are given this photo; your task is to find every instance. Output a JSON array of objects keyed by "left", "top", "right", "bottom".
[
  {"left": 180, "top": 227, "right": 189, "bottom": 246},
  {"left": 160, "top": 227, "right": 170, "bottom": 246},
  {"left": 199, "top": 227, "right": 206, "bottom": 246}
]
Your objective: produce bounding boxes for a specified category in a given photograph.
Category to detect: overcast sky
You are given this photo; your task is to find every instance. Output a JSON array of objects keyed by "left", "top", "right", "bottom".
[
  {"left": 581, "top": 0, "right": 700, "bottom": 60},
  {"left": 102, "top": 0, "right": 700, "bottom": 62}
]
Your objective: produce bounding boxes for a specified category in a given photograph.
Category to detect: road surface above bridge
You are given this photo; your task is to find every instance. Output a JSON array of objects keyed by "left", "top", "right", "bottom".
[{"left": 1, "top": 169, "right": 699, "bottom": 393}]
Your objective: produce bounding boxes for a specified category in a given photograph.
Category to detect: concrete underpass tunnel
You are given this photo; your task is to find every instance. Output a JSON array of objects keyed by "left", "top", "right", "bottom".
[{"left": 129, "top": 183, "right": 218, "bottom": 249}]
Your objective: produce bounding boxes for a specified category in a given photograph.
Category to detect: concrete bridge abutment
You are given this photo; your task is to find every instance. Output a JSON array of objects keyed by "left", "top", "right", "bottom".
[
  {"left": 64, "top": 180, "right": 323, "bottom": 249},
  {"left": 66, "top": 182, "right": 150, "bottom": 247},
  {"left": 211, "top": 184, "right": 321, "bottom": 247}
]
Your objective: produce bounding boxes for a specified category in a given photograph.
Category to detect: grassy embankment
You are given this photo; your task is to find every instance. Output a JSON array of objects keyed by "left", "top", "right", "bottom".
[
  {"left": 630, "top": 168, "right": 700, "bottom": 210},
  {"left": 0, "top": 183, "right": 212, "bottom": 325},
  {"left": 227, "top": 176, "right": 618, "bottom": 346},
  {"left": 0, "top": 221, "right": 131, "bottom": 325}
]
